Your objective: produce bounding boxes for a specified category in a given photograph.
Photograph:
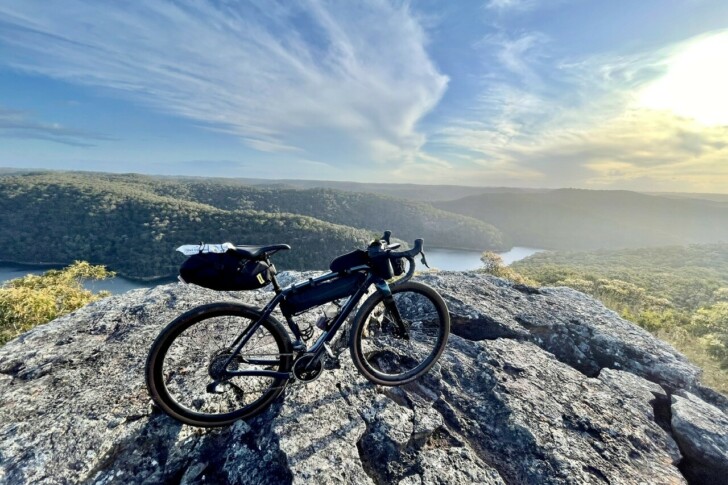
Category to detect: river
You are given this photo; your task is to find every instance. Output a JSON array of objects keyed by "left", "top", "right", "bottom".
[
  {"left": 425, "top": 247, "right": 543, "bottom": 271},
  {"left": 0, "top": 263, "right": 164, "bottom": 294},
  {"left": 0, "top": 247, "right": 543, "bottom": 294}
]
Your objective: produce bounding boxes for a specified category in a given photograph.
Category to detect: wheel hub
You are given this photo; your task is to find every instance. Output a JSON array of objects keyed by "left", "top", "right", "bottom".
[{"left": 208, "top": 352, "right": 235, "bottom": 380}]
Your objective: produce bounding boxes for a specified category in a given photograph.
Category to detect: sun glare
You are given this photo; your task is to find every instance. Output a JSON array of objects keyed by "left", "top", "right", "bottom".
[{"left": 639, "top": 32, "right": 728, "bottom": 126}]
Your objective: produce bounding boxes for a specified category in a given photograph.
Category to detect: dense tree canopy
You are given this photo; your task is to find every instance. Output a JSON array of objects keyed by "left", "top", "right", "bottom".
[
  {"left": 437, "top": 189, "right": 728, "bottom": 251},
  {"left": 510, "top": 244, "right": 728, "bottom": 392},
  {"left": 0, "top": 172, "right": 504, "bottom": 279}
]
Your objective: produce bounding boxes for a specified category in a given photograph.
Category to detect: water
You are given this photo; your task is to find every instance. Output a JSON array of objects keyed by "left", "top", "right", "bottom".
[
  {"left": 0, "top": 247, "right": 543, "bottom": 293},
  {"left": 0, "top": 263, "right": 160, "bottom": 294},
  {"left": 425, "top": 247, "right": 544, "bottom": 271}
]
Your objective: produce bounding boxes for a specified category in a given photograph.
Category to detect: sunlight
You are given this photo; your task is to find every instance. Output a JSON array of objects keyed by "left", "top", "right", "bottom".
[{"left": 639, "top": 32, "right": 728, "bottom": 126}]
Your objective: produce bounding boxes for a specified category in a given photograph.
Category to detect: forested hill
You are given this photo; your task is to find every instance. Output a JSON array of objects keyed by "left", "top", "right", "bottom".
[
  {"left": 0, "top": 172, "right": 504, "bottom": 279},
  {"left": 139, "top": 180, "right": 504, "bottom": 250},
  {"left": 436, "top": 189, "right": 728, "bottom": 250},
  {"left": 230, "top": 177, "right": 546, "bottom": 201},
  {"left": 0, "top": 175, "right": 374, "bottom": 279},
  {"left": 512, "top": 243, "right": 728, "bottom": 392}
]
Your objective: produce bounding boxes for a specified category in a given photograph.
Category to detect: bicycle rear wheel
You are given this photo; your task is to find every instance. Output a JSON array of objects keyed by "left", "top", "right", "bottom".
[
  {"left": 145, "top": 303, "right": 293, "bottom": 427},
  {"left": 349, "top": 281, "right": 449, "bottom": 386}
]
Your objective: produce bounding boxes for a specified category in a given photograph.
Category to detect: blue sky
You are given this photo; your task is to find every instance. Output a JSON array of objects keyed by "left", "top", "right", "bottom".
[{"left": 1, "top": 0, "right": 727, "bottom": 191}]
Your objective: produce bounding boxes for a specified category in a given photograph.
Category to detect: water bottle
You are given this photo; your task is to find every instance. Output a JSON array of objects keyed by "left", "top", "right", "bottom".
[{"left": 316, "top": 302, "right": 340, "bottom": 330}]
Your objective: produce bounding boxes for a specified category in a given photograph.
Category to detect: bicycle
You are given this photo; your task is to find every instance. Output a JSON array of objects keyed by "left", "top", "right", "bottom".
[{"left": 145, "top": 231, "right": 450, "bottom": 427}]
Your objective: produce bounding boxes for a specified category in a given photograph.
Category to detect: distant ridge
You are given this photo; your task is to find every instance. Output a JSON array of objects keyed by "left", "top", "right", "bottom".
[{"left": 436, "top": 188, "right": 728, "bottom": 251}]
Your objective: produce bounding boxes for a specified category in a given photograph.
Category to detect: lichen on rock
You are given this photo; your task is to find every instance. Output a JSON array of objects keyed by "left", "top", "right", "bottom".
[{"left": 0, "top": 272, "right": 725, "bottom": 484}]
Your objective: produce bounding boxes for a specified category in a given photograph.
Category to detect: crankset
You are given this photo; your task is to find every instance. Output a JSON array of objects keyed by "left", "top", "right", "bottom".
[{"left": 292, "top": 353, "right": 324, "bottom": 383}]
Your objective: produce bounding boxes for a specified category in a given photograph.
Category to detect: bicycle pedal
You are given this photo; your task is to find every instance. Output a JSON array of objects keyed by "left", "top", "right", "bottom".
[{"left": 323, "top": 355, "right": 340, "bottom": 370}]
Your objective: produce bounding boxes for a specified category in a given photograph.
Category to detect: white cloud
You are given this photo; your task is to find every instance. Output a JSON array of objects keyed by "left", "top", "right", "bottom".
[
  {"left": 485, "top": 0, "right": 537, "bottom": 11},
  {"left": 438, "top": 29, "right": 728, "bottom": 191},
  {"left": 484, "top": 0, "right": 575, "bottom": 13},
  {"left": 0, "top": 106, "right": 113, "bottom": 146},
  {"left": 478, "top": 32, "right": 550, "bottom": 84},
  {"left": 0, "top": 0, "right": 447, "bottom": 164}
]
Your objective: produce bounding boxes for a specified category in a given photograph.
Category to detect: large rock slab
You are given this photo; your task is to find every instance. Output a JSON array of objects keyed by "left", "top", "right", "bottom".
[
  {"left": 420, "top": 272, "right": 702, "bottom": 393},
  {"left": 0, "top": 274, "right": 720, "bottom": 484},
  {"left": 671, "top": 392, "right": 728, "bottom": 484}
]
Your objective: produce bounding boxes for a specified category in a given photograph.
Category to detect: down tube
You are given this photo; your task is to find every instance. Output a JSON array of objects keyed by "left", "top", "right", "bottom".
[{"left": 310, "top": 275, "right": 378, "bottom": 355}]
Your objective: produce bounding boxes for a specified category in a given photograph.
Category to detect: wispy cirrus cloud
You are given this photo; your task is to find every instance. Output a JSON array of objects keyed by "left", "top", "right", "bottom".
[
  {"left": 0, "top": 0, "right": 447, "bottom": 164},
  {"left": 485, "top": 0, "right": 576, "bottom": 14},
  {"left": 0, "top": 106, "right": 113, "bottom": 147}
]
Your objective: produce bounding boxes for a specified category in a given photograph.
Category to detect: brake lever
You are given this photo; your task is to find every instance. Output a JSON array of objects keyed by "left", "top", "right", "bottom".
[{"left": 420, "top": 250, "right": 430, "bottom": 269}]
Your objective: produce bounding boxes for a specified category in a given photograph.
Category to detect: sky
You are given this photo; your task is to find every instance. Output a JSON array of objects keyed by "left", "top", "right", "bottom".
[{"left": 1, "top": 0, "right": 728, "bottom": 192}]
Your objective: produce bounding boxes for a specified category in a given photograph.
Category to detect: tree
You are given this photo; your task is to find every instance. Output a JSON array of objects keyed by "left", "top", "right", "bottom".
[
  {"left": 479, "top": 251, "right": 534, "bottom": 285},
  {"left": 0, "top": 261, "right": 114, "bottom": 345}
]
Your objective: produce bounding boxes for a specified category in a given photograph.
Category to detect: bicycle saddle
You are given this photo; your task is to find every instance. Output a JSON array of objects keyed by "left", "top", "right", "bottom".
[{"left": 232, "top": 244, "right": 290, "bottom": 260}]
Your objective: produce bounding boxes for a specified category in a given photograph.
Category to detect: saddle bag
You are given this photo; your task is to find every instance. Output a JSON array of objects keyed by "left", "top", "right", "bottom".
[
  {"left": 179, "top": 251, "right": 272, "bottom": 291},
  {"left": 281, "top": 272, "right": 365, "bottom": 316}
]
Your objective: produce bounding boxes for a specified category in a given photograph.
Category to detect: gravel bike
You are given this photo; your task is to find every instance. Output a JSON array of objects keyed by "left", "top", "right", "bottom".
[{"left": 145, "top": 231, "right": 450, "bottom": 427}]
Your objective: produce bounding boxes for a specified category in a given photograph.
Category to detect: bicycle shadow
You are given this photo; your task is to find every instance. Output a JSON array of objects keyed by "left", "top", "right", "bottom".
[
  {"left": 93, "top": 377, "right": 413, "bottom": 482},
  {"left": 272, "top": 380, "right": 377, "bottom": 464},
  {"left": 86, "top": 397, "right": 292, "bottom": 483}
]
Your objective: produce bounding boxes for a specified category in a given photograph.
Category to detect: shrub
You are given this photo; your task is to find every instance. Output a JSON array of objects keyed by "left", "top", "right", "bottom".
[{"left": 0, "top": 261, "right": 114, "bottom": 345}]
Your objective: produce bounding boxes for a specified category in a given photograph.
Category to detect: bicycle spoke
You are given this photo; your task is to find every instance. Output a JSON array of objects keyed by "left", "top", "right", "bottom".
[
  {"left": 358, "top": 287, "right": 446, "bottom": 380},
  {"left": 160, "top": 313, "right": 288, "bottom": 418}
]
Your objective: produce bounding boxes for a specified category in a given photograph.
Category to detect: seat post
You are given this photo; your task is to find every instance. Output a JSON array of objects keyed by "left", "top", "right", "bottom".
[{"left": 266, "top": 256, "right": 282, "bottom": 294}]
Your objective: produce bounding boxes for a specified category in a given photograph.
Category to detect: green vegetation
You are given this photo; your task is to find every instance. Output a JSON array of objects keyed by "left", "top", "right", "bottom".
[
  {"left": 479, "top": 252, "right": 534, "bottom": 286},
  {"left": 0, "top": 172, "right": 504, "bottom": 279},
  {"left": 134, "top": 177, "right": 505, "bottom": 250},
  {"left": 436, "top": 189, "right": 728, "bottom": 251},
  {"left": 0, "top": 261, "right": 113, "bottom": 344},
  {"left": 0, "top": 173, "right": 380, "bottom": 278},
  {"left": 510, "top": 244, "right": 728, "bottom": 393}
]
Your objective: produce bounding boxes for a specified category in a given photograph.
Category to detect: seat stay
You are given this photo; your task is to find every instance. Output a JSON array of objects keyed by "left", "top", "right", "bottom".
[{"left": 222, "top": 291, "right": 287, "bottom": 371}]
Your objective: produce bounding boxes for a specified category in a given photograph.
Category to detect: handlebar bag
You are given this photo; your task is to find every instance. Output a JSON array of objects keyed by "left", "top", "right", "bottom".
[
  {"left": 329, "top": 249, "right": 368, "bottom": 273},
  {"left": 368, "top": 253, "right": 395, "bottom": 280},
  {"left": 282, "top": 272, "right": 365, "bottom": 316},
  {"left": 392, "top": 257, "right": 406, "bottom": 276},
  {"left": 179, "top": 252, "right": 272, "bottom": 291}
]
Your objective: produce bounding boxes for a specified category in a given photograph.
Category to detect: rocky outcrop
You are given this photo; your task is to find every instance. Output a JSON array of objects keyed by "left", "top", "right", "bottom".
[
  {"left": 0, "top": 272, "right": 726, "bottom": 484},
  {"left": 671, "top": 392, "right": 728, "bottom": 484}
]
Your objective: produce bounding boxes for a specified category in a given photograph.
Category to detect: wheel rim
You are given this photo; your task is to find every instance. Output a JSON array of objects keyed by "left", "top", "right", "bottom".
[
  {"left": 159, "top": 313, "right": 287, "bottom": 420},
  {"left": 357, "top": 289, "right": 446, "bottom": 381}
]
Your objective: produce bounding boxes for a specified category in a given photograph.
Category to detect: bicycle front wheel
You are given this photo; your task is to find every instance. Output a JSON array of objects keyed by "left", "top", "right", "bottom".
[
  {"left": 350, "top": 281, "right": 449, "bottom": 386},
  {"left": 146, "top": 303, "right": 293, "bottom": 427}
]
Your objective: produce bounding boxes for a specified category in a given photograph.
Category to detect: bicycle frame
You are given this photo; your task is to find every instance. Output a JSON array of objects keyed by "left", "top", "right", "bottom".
[{"left": 220, "top": 266, "right": 389, "bottom": 381}]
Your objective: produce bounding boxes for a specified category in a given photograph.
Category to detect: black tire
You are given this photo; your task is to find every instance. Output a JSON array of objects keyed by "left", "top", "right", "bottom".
[
  {"left": 349, "top": 281, "right": 449, "bottom": 386},
  {"left": 145, "top": 302, "right": 293, "bottom": 427}
]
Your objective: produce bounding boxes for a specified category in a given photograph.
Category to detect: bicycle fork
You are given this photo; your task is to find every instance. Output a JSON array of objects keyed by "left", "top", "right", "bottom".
[{"left": 374, "top": 280, "right": 409, "bottom": 339}]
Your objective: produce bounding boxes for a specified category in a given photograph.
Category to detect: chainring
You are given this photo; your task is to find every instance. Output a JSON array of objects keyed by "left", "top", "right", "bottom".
[{"left": 292, "top": 354, "right": 324, "bottom": 383}]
